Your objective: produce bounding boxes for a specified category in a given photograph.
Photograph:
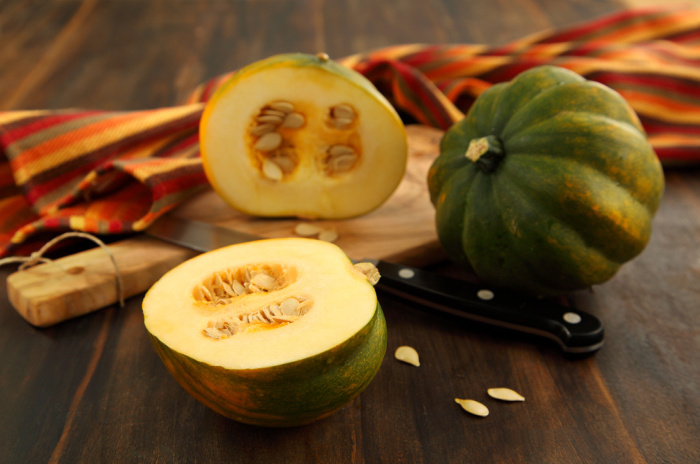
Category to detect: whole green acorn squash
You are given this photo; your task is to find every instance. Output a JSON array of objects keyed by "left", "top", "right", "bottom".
[{"left": 428, "top": 65, "right": 664, "bottom": 296}]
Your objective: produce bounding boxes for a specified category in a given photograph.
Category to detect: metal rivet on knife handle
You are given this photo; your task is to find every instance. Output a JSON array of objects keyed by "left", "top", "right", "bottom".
[
  {"left": 398, "top": 268, "right": 415, "bottom": 279},
  {"left": 563, "top": 312, "right": 582, "bottom": 324}
]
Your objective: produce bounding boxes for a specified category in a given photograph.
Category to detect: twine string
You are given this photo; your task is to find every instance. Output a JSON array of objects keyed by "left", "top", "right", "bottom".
[{"left": 0, "top": 232, "right": 125, "bottom": 308}]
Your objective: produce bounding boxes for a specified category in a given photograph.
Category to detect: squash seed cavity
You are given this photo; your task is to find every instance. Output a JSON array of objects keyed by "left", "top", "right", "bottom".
[
  {"left": 194, "top": 263, "right": 316, "bottom": 339},
  {"left": 203, "top": 295, "right": 314, "bottom": 340},
  {"left": 250, "top": 101, "right": 361, "bottom": 181},
  {"left": 324, "top": 144, "right": 358, "bottom": 175},
  {"left": 294, "top": 223, "right": 322, "bottom": 237},
  {"left": 455, "top": 398, "right": 489, "bottom": 417},
  {"left": 193, "top": 263, "right": 297, "bottom": 305},
  {"left": 394, "top": 345, "right": 420, "bottom": 366},
  {"left": 250, "top": 101, "right": 302, "bottom": 181},
  {"left": 487, "top": 388, "right": 525, "bottom": 402}
]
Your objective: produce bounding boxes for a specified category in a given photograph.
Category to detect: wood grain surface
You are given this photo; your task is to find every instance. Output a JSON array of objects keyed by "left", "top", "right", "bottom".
[{"left": 1, "top": 1, "right": 698, "bottom": 464}]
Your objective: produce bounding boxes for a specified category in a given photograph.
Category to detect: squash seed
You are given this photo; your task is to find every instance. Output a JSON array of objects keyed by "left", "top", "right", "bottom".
[
  {"left": 231, "top": 280, "right": 246, "bottom": 295},
  {"left": 353, "top": 262, "right": 381, "bottom": 286},
  {"left": 328, "top": 144, "right": 355, "bottom": 157},
  {"left": 332, "top": 117, "right": 354, "bottom": 128},
  {"left": 261, "top": 306, "right": 275, "bottom": 322},
  {"left": 199, "top": 285, "right": 214, "bottom": 301},
  {"left": 254, "top": 132, "right": 282, "bottom": 152},
  {"left": 222, "top": 281, "right": 236, "bottom": 297},
  {"left": 225, "top": 318, "right": 241, "bottom": 330},
  {"left": 294, "top": 222, "right": 322, "bottom": 237},
  {"left": 296, "top": 297, "right": 314, "bottom": 315},
  {"left": 246, "top": 282, "right": 262, "bottom": 293},
  {"left": 487, "top": 388, "right": 525, "bottom": 402},
  {"left": 455, "top": 399, "right": 489, "bottom": 417},
  {"left": 282, "top": 112, "right": 305, "bottom": 129},
  {"left": 252, "top": 272, "right": 276, "bottom": 290},
  {"left": 394, "top": 345, "right": 420, "bottom": 366},
  {"left": 280, "top": 298, "right": 300, "bottom": 315},
  {"left": 332, "top": 104, "right": 355, "bottom": 121},
  {"left": 262, "top": 108, "right": 287, "bottom": 118},
  {"left": 250, "top": 123, "right": 277, "bottom": 136},
  {"left": 318, "top": 229, "right": 339, "bottom": 242},
  {"left": 270, "top": 314, "right": 295, "bottom": 323},
  {"left": 269, "top": 100, "right": 295, "bottom": 113},
  {"left": 262, "top": 158, "right": 284, "bottom": 181},
  {"left": 329, "top": 154, "right": 357, "bottom": 173},
  {"left": 219, "top": 327, "right": 232, "bottom": 336},
  {"left": 273, "top": 154, "right": 295, "bottom": 173},
  {"left": 256, "top": 114, "right": 285, "bottom": 125},
  {"left": 203, "top": 327, "right": 222, "bottom": 339},
  {"left": 268, "top": 304, "right": 281, "bottom": 316}
]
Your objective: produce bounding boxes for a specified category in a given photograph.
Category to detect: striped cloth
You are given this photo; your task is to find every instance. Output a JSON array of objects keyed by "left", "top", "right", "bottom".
[{"left": 2, "top": 4, "right": 700, "bottom": 258}]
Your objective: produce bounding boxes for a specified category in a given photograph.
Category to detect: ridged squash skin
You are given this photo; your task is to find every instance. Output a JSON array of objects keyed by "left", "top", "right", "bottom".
[
  {"left": 149, "top": 304, "right": 386, "bottom": 427},
  {"left": 428, "top": 65, "right": 664, "bottom": 296}
]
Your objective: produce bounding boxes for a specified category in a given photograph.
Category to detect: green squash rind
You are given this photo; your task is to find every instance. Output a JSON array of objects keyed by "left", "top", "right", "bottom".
[
  {"left": 149, "top": 303, "right": 387, "bottom": 427},
  {"left": 428, "top": 65, "right": 665, "bottom": 296}
]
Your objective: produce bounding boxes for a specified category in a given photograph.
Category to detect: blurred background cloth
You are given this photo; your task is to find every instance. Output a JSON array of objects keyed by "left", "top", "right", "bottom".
[{"left": 2, "top": 4, "right": 699, "bottom": 258}]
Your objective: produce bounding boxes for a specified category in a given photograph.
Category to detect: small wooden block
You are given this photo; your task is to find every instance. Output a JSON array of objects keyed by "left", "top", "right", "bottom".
[{"left": 6, "top": 236, "right": 197, "bottom": 327}]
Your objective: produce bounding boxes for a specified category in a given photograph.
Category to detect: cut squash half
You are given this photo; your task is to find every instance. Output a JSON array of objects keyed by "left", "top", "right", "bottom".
[
  {"left": 143, "top": 238, "right": 386, "bottom": 427},
  {"left": 200, "top": 53, "right": 408, "bottom": 219}
]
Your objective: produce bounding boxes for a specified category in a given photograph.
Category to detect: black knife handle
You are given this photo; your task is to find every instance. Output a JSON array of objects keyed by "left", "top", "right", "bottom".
[{"left": 372, "top": 260, "right": 604, "bottom": 354}]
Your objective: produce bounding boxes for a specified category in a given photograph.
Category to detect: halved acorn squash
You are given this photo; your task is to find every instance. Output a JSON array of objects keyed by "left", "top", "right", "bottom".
[
  {"left": 142, "top": 238, "right": 386, "bottom": 427},
  {"left": 200, "top": 53, "right": 408, "bottom": 219}
]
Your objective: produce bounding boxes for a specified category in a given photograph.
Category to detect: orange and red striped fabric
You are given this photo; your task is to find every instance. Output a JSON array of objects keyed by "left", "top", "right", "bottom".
[{"left": 2, "top": 5, "right": 700, "bottom": 257}]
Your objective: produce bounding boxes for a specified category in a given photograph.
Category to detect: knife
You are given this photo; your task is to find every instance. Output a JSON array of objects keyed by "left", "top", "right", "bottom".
[{"left": 146, "top": 215, "right": 604, "bottom": 354}]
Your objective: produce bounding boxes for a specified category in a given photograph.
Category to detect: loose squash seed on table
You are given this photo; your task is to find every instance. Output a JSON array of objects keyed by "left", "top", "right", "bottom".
[
  {"left": 317, "top": 229, "right": 339, "bottom": 243},
  {"left": 293, "top": 223, "right": 322, "bottom": 237},
  {"left": 455, "top": 399, "right": 489, "bottom": 417},
  {"left": 487, "top": 388, "right": 525, "bottom": 402},
  {"left": 293, "top": 223, "right": 339, "bottom": 242},
  {"left": 394, "top": 345, "right": 420, "bottom": 366}
]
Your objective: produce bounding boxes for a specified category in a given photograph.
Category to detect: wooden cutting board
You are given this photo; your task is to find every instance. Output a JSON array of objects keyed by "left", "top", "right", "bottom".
[{"left": 7, "top": 125, "right": 447, "bottom": 327}]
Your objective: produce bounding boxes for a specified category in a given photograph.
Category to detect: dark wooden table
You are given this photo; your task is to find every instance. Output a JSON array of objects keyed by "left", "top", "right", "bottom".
[{"left": 1, "top": 1, "right": 698, "bottom": 463}]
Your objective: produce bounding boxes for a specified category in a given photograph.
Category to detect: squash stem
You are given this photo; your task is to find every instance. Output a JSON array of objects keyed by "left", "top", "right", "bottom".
[{"left": 465, "top": 135, "right": 505, "bottom": 173}]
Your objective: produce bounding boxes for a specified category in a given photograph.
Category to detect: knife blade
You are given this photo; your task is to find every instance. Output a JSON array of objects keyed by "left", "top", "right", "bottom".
[{"left": 147, "top": 215, "right": 604, "bottom": 354}]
